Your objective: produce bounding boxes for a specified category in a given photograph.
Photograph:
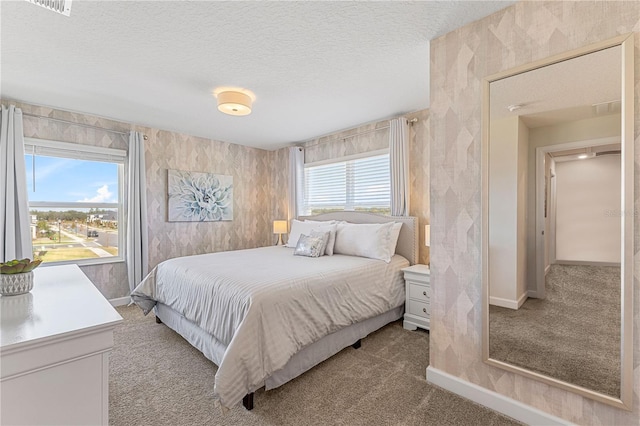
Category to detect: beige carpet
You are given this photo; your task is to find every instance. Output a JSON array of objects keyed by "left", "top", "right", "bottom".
[
  {"left": 490, "top": 264, "right": 621, "bottom": 397},
  {"left": 110, "top": 305, "right": 520, "bottom": 426}
]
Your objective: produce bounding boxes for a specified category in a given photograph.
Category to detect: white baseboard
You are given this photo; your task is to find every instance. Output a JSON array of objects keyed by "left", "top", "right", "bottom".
[
  {"left": 426, "top": 367, "right": 569, "bottom": 426},
  {"left": 109, "top": 296, "right": 131, "bottom": 307},
  {"left": 555, "top": 260, "right": 620, "bottom": 267},
  {"left": 489, "top": 292, "right": 527, "bottom": 310}
]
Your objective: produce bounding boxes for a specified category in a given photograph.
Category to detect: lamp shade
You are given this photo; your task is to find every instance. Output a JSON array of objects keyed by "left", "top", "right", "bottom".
[
  {"left": 217, "top": 90, "right": 252, "bottom": 116},
  {"left": 425, "top": 225, "right": 430, "bottom": 247},
  {"left": 273, "top": 220, "right": 288, "bottom": 234}
]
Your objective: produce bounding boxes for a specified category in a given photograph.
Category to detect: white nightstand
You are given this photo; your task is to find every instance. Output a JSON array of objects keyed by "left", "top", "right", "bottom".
[{"left": 402, "top": 264, "right": 431, "bottom": 331}]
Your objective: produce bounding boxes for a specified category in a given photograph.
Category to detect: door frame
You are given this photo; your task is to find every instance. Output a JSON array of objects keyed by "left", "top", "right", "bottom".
[{"left": 534, "top": 136, "right": 620, "bottom": 299}]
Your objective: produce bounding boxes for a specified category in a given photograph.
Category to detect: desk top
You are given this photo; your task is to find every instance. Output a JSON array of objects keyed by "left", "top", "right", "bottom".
[{"left": 1, "top": 265, "right": 123, "bottom": 349}]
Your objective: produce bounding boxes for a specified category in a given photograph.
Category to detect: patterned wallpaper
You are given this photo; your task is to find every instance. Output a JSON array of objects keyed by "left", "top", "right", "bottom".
[
  {"left": 139, "top": 127, "right": 273, "bottom": 270},
  {"left": 429, "top": 1, "right": 640, "bottom": 424}
]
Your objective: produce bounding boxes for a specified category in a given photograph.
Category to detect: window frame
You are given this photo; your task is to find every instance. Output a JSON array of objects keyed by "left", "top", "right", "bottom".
[
  {"left": 24, "top": 137, "right": 127, "bottom": 267},
  {"left": 302, "top": 148, "right": 390, "bottom": 215}
]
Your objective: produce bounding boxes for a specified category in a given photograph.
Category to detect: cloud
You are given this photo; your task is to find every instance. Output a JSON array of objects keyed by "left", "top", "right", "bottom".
[{"left": 78, "top": 185, "right": 114, "bottom": 202}]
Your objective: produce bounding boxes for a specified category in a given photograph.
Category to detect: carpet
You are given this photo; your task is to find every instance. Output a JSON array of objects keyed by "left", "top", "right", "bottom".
[
  {"left": 489, "top": 264, "right": 621, "bottom": 397},
  {"left": 110, "top": 305, "right": 520, "bottom": 425}
]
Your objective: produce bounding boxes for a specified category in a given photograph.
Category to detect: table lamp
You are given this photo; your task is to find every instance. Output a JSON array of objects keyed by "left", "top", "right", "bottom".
[{"left": 273, "top": 220, "right": 288, "bottom": 246}]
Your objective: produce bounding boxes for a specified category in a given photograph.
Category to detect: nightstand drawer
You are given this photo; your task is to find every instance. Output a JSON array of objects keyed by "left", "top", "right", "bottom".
[
  {"left": 408, "top": 283, "right": 429, "bottom": 302},
  {"left": 407, "top": 299, "right": 429, "bottom": 318}
]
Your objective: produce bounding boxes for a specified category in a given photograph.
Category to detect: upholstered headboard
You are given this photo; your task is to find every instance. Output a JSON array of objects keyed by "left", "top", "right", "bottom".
[{"left": 298, "top": 212, "right": 419, "bottom": 265}]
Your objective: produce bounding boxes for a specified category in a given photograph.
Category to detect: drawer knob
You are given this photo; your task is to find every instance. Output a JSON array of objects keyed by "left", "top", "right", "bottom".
[
  {"left": 422, "top": 308, "right": 427, "bottom": 313},
  {"left": 422, "top": 291, "right": 427, "bottom": 296}
]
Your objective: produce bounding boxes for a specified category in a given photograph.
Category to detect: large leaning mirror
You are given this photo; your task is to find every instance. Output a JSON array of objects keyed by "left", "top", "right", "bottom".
[{"left": 482, "top": 34, "right": 634, "bottom": 410}]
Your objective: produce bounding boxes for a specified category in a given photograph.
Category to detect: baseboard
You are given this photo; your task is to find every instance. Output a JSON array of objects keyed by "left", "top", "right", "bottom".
[
  {"left": 109, "top": 296, "right": 131, "bottom": 307},
  {"left": 527, "top": 290, "right": 539, "bottom": 299},
  {"left": 555, "top": 260, "right": 620, "bottom": 267},
  {"left": 426, "top": 367, "right": 569, "bottom": 426},
  {"left": 489, "top": 292, "right": 527, "bottom": 310}
]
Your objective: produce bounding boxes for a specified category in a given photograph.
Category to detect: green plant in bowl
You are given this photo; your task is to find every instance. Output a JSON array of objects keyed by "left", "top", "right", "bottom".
[{"left": 0, "top": 258, "right": 42, "bottom": 274}]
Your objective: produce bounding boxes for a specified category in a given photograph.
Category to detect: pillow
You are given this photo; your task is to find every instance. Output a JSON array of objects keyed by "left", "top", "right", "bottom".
[
  {"left": 303, "top": 220, "right": 338, "bottom": 255},
  {"left": 287, "top": 220, "right": 337, "bottom": 255},
  {"left": 304, "top": 219, "right": 337, "bottom": 224},
  {"left": 333, "top": 222, "right": 395, "bottom": 262},
  {"left": 310, "top": 230, "right": 331, "bottom": 256},
  {"left": 388, "top": 222, "right": 403, "bottom": 256},
  {"left": 293, "top": 234, "right": 326, "bottom": 258}
]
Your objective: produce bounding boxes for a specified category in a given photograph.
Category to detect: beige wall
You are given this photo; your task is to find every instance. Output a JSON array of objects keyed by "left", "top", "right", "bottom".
[
  {"left": 488, "top": 116, "right": 528, "bottom": 307},
  {"left": 555, "top": 155, "right": 621, "bottom": 263},
  {"left": 2, "top": 100, "right": 275, "bottom": 299},
  {"left": 429, "top": 1, "right": 640, "bottom": 424}
]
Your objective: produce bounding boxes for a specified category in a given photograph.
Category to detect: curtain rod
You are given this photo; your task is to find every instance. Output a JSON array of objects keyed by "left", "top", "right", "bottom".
[
  {"left": 302, "top": 117, "right": 418, "bottom": 148},
  {"left": 22, "top": 112, "right": 148, "bottom": 140}
]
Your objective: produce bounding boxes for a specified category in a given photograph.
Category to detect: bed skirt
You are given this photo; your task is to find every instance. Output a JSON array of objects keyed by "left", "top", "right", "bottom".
[{"left": 154, "top": 303, "right": 403, "bottom": 391}]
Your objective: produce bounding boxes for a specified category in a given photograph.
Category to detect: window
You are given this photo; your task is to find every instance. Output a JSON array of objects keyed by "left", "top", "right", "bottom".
[
  {"left": 302, "top": 150, "right": 390, "bottom": 215},
  {"left": 24, "top": 138, "right": 126, "bottom": 265}
]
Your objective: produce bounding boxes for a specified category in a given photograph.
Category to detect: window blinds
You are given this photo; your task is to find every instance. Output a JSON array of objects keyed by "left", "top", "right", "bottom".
[{"left": 302, "top": 151, "right": 390, "bottom": 214}]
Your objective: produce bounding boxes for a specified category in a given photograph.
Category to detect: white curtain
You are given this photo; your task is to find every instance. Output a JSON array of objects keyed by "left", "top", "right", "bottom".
[
  {"left": 288, "top": 146, "right": 304, "bottom": 220},
  {"left": 389, "top": 117, "right": 410, "bottom": 216},
  {"left": 0, "top": 105, "right": 32, "bottom": 262},
  {"left": 126, "top": 131, "right": 148, "bottom": 292}
]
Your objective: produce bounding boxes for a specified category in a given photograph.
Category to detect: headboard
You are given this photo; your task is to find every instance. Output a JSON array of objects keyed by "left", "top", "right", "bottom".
[{"left": 298, "top": 212, "right": 419, "bottom": 265}]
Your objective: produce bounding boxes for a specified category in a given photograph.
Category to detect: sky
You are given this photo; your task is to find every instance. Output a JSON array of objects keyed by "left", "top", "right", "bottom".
[{"left": 25, "top": 154, "right": 119, "bottom": 203}]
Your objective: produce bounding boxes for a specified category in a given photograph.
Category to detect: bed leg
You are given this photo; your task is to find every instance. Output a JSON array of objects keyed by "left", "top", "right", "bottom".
[
  {"left": 352, "top": 339, "right": 361, "bottom": 349},
  {"left": 155, "top": 316, "right": 162, "bottom": 324},
  {"left": 242, "top": 392, "right": 254, "bottom": 410}
]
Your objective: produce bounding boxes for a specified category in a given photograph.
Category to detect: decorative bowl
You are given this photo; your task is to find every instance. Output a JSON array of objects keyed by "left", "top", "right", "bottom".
[{"left": 0, "top": 271, "right": 34, "bottom": 296}]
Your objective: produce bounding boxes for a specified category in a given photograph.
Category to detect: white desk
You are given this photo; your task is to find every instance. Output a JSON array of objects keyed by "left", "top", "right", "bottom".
[{"left": 1, "top": 265, "right": 122, "bottom": 425}]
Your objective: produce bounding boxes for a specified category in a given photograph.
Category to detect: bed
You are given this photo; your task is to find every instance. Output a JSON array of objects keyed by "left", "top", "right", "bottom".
[{"left": 131, "top": 212, "right": 418, "bottom": 411}]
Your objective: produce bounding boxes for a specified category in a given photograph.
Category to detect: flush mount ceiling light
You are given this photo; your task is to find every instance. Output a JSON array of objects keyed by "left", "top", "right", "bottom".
[
  {"left": 506, "top": 104, "right": 522, "bottom": 112},
  {"left": 213, "top": 87, "right": 255, "bottom": 116}
]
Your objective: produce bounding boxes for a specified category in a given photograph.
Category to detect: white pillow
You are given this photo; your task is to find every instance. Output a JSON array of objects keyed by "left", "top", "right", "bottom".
[
  {"left": 388, "top": 222, "right": 403, "bottom": 256},
  {"left": 333, "top": 222, "right": 395, "bottom": 262},
  {"left": 304, "top": 219, "right": 337, "bottom": 224},
  {"left": 287, "top": 220, "right": 337, "bottom": 254}
]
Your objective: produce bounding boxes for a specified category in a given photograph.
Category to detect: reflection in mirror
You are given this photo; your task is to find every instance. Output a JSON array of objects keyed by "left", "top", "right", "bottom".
[{"left": 483, "top": 37, "right": 633, "bottom": 409}]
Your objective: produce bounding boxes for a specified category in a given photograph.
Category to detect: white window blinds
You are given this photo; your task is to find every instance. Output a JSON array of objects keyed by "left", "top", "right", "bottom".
[{"left": 302, "top": 150, "right": 390, "bottom": 215}]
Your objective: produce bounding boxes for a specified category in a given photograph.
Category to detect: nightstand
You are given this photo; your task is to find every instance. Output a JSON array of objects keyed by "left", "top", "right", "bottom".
[{"left": 402, "top": 264, "right": 430, "bottom": 331}]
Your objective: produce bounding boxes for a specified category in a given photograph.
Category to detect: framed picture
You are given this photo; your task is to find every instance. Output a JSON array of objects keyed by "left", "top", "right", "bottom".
[{"left": 167, "top": 169, "right": 233, "bottom": 222}]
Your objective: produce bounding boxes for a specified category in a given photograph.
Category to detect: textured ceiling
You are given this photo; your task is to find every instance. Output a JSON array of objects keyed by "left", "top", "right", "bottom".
[{"left": 1, "top": 1, "right": 513, "bottom": 150}]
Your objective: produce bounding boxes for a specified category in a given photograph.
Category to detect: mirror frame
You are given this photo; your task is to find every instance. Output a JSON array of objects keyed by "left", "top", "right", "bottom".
[{"left": 481, "top": 34, "right": 634, "bottom": 410}]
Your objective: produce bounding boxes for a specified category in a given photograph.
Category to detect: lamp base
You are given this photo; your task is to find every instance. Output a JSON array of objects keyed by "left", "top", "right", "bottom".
[{"left": 275, "top": 234, "right": 284, "bottom": 246}]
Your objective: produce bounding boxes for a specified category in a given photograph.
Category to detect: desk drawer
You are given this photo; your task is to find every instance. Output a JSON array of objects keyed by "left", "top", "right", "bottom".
[
  {"left": 407, "top": 299, "right": 429, "bottom": 318},
  {"left": 408, "top": 283, "right": 429, "bottom": 302}
]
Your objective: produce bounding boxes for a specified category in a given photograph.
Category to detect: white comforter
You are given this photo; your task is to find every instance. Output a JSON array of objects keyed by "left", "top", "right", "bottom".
[{"left": 131, "top": 246, "right": 408, "bottom": 410}]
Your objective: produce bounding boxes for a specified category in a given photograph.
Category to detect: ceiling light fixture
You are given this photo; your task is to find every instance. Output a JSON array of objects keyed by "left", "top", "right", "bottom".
[
  {"left": 578, "top": 154, "right": 588, "bottom": 159},
  {"left": 213, "top": 87, "right": 255, "bottom": 116},
  {"left": 506, "top": 104, "right": 522, "bottom": 112}
]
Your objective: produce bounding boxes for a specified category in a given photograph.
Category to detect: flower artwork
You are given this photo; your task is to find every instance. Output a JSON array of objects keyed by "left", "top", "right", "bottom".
[{"left": 167, "top": 170, "right": 233, "bottom": 222}]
